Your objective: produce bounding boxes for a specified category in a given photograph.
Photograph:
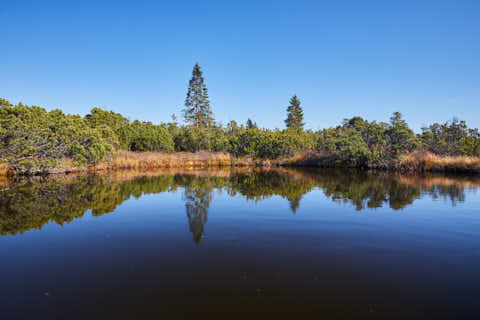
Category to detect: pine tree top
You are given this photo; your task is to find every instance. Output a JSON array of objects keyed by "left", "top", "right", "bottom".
[
  {"left": 285, "top": 94, "right": 304, "bottom": 131},
  {"left": 182, "top": 63, "right": 214, "bottom": 128}
]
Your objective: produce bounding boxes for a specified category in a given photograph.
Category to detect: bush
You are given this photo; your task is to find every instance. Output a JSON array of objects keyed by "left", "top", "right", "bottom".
[
  {"left": 173, "top": 126, "right": 212, "bottom": 152},
  {"left": 129, "top": 121, "right": 174, "bottom": 152},
  {"left": 229, "top": 128, "right": 316, "bottom": 159},
  {"left": 0, "top": 102, "right": 115, "bottom": 166},
  {"left": 86, "top": 108, "right": 174, "bottom": 152},
  {"left": 317, "top": 113, "right": 417, "bottom": 167},
  {"left": 419, "top": 119, "right": 480, "bottom": 156},
  {"left": 318, "top": 127, "right": 373, "bottom": 167}
]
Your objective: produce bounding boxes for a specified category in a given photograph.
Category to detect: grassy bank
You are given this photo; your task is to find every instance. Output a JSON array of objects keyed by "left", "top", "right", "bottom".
[
  {"left": 3, "top": 98, "right": 480, "bottom": 177},
  {"left": 109, "top": 150, "right": 251, "bottom": 169},
  {"left": 396, "top": 151, "right": 480, "bottom": 173},
  {"left": 2, "top": 150, "right": 480, "bottom": 176},
  {"left": 1, "top": 151, "right": 258, "bottom": 176},
  {"left": 0, "top": 163, "right": 9, "bottom": 176},
  {"left": 276, "top": 150, "right": 480, "bottom": 174}
]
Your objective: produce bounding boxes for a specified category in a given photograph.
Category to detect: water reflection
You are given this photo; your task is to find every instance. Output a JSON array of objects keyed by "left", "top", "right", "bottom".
[
  {"left": 183, "top": 179, "right": 213, "bottom": 244},
  {"left": 1, "top": 168, "right": 479, "bottom": 239}
]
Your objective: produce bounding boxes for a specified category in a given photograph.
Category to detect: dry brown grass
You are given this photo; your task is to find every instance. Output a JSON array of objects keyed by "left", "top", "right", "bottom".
[
  {"left": 273, "top": 150, "right": 334, "bottom": 167},
  {"left": 3, "top": 149, "right": 480, "bottom": 176},
  {"left": 0, "top": 151, "right": 256, "bottom": 176},
  {"left": 0, "top": 176, "right": 10, "bottom": 190},
  {"left": 0, "top": 163, "right": 10, "bottom": 176},
  {"left": 109, "top": 150, "right": 252, "bottom": 170},
  {"left": 397, "top": 150, "right": 480, "bottom": 173}
]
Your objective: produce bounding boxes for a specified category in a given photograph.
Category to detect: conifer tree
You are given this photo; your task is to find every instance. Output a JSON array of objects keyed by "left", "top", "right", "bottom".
[
  {"left": 183, "top": 63, "right": 214, "bottom": 128},
  {"left": 285, "top": 95, "right": 304, "bottom": 131},
  {"left": 246, "top": 118, "right": 257, "bottom": 129}
]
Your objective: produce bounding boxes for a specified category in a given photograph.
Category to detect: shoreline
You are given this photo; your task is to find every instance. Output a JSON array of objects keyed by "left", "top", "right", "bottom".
[{"left": 2, "top": 150, "right": 480, "bottom": 177}]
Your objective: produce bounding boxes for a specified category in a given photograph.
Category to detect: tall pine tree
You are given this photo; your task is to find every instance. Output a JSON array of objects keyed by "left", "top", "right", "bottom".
[
  {"left": 246, "top": 118, "right": 257, "bottom": 129},
  {"left": 183, "top": 63, "right": 214, "bottom": 128},
  {"left": 285, "top": 95, "right": 304, "bottom": 130}
]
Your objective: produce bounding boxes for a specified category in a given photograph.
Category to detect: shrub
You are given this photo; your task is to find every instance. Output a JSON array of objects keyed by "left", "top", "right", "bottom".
[
  {"left": 317, "top": 113, "right": 418, "bottom": 167},
  {"left": 0, "top": 102, "right": 115, "bottom": 166},
  {"left": 419, "top": 119, "right": 480, "bottom": 156},
  {"left": 229, "top": 128, "right": 316, "bottom": 159},
  {"left": 129, "top": 121, "right": 174, "bottom": 152}
]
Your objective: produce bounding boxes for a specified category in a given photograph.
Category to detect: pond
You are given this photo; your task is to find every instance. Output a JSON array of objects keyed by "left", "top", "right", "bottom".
[{"left": 1, "top": 168, "right": 479, "bottom": 319}]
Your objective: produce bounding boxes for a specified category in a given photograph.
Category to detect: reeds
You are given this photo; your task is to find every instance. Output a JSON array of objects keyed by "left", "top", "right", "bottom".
[
  {"left": 110, "top": 150, "right": 251, "bottom": 170},
  {"left": 0, "top": 163, "right": 9, "bottom": 176},
  {"left": 273, "top": 150, "right": 332, "bottom": 167},
  {"left": 2, "top": 150, "right": 480, "bottom": 176},
  {"left": 397, "top": 150, "right": 480, "bottom": 173}
]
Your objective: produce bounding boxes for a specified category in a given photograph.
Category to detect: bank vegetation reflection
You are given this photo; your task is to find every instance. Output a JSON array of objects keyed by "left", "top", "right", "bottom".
[{"left": 1, "top": 169, "right": 479, "bottom": 241}]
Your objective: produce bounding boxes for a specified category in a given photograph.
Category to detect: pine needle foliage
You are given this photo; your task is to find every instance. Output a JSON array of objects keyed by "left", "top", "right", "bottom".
[
  {"left": 285, "top": 95, "right": 304, "bottom": 131},
  {"left": 183, "top": 63, "right": 214, "bottom": 128}
]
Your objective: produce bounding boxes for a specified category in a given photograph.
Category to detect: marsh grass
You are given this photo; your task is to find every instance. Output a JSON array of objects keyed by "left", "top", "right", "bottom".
[
  {"left": 2, "top": 150, "right": 480, "bottom": 176},
  {"left": 0, "top": 163, "right": 10, "bottom": 176},
  {"left": 397, "top": 150, "right": 480, "bottom": 173},
  {"left": 110, "top": 150, "right": 252, "bottom": 170}
]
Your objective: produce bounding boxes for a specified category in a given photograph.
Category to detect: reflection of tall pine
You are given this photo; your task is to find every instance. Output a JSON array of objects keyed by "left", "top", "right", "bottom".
[
  {"left": 184, "top": 186, "right": 212, "bottom": 244},
  {"left": 183, "top": 63, "right": 214, "bottom": 128},
  {"left": 285, "top": 95, "right": 304, "bottom": 131},
  {"left": 288, "top": 195, "right": 302, "bottom": 214}
]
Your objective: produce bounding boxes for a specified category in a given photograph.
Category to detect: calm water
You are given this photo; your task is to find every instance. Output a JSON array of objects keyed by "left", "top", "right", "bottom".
[{"left": 1, "top": 168, "right": 480, "bottom": 319}]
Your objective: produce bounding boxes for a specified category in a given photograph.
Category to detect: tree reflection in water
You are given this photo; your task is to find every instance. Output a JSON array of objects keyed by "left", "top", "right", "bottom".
[
  {"left": 1, "top": 169, "right": 479, "bottom": 241},
  {"left": 184, "top": 184, "right": 213, "bottom": 244},
  {"left": 288, "top": 195, "right": 303, "bottom": 214}
]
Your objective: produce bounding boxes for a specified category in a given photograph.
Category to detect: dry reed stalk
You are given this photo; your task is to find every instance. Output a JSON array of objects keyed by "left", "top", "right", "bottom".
[
  {"left": 0, "top": 163, "right": 10, "bottom": 176},
  {"left": 397, "top": 150, "right": 480, "bottom": 173},
  {"left": 111, "top": 150, "right": 251, "bottom": 170}
]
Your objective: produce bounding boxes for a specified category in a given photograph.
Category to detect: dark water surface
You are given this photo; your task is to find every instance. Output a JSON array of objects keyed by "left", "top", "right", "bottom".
[{"left": 1, "top": 168, "right": 479, "bottom": 319}]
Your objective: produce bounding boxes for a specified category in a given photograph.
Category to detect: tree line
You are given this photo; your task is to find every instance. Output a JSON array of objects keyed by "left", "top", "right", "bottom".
[{"left": 1, "top": 63, "right": 479, "bottom": 169}]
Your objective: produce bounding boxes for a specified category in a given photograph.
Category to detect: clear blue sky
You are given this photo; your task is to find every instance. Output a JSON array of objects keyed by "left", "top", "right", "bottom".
[{"left": 1, "top": 0, "right": 479, "bottom": 131}]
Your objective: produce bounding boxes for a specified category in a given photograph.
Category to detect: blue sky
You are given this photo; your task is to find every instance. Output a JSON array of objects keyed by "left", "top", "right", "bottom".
[{"left": 1, "top": 0, "right": 479, "bottom": 131}]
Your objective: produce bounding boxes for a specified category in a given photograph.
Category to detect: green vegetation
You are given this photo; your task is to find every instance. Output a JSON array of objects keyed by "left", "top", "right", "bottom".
[
  {"left": 317, "top": 112, "right": 418, "bottom": 168},
  {"left": 85, "top": 107, "right": 174, "bottom": 152},
  {"left": 0, "top": 99, "right": 115, "bottom": 169},
  {"left": 183, "top": 63, "right": 214, "bottom": 128},
  {"left": 419, "top": 118, "right": 480, "bottom": 156},
  {"left": 1, "top": 63, "right": 480, "bottom": 174},
  {"left": 285, "top": 95, "right": 304, "bottom": 131}
]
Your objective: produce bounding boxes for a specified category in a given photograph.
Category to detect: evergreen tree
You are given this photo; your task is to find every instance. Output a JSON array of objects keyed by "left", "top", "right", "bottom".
[
  {"left": 285, "top": 95, "right": 304, "bottom": 130},
  {"left": 0, "top": 98, "right": 12, "bottom": 108},
  {"left": 246, "top": 118, "right": 257, "bottom": 129},
  {"left": 288, "top": 195, "right": 302, "bottom": 214},
  {"left": 183, "top": 63, "right": 214, "bottom": 128},
  {"left": 386, "top": 112, "right": 417, "bottom": 155}
]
